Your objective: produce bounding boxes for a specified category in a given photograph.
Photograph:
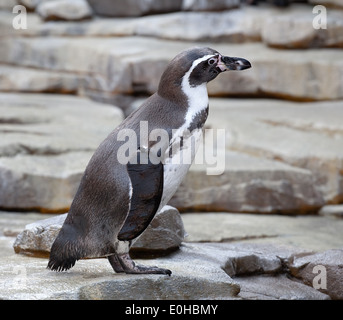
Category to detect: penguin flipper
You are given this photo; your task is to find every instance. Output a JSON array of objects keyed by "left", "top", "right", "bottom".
[{"left": 117, "top": 160, "right": 163, "bottom": 241}]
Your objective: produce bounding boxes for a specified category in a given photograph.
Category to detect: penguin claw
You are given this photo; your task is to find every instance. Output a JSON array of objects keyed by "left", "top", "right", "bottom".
[
  {"left": 112, "top": 253, "right": 172, "bottom": 276},
  {"left": 134, "top": 264, "right": 172, "bottom": 276}
]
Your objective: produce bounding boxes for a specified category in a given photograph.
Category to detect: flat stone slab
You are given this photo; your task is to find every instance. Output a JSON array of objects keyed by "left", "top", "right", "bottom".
[
  {"left": 235, "top": 274, "right": 329, "bottom": 300},
  {"left": 0, "top": 93, "right": 333, "bottom": 215},
  {"left": 290, "top": 249, "right": 343, "bottom": 300},
  {"left": 261, "top": 5, "right": 343, "bottom": 48},
  {"left": 319, "top": 205, "right": 343, "bottom": 219},
  {"left": 1, "top": 211, "right": 340, "bottom": 299},
  {"left": 1, "top": 34, "right": 343, "bottom": 101},
  {"left": 206, "top": 98, "right": 343, "bottom": 205},
  {"left": 170, "top": 150, "right": 324, "bottom": 214},
  {"left": 181, "top": 212, "right": 343, "bottom": 252},
  {"left": 0, "top": 64, "right": 82, "bottom": 93},
  {"left": 1, "top": 239, "right": 240, "bottom": 299},
  {"left": 0, "top": 93, "right": 123, "bottom": 212},
  {"left": 2, "top": 4, "right": 342, "bottom": 48}
]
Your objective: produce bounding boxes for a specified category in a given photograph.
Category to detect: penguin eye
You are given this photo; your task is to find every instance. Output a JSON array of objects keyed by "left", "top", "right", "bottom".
[{"left": 208, "top": 58, "right": 217, "bottom": 65}]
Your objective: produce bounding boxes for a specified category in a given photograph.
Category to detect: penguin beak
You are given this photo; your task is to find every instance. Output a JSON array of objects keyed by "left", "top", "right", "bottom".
[{"left": 217, "top": 56, "right": 252, "bottom": 71}]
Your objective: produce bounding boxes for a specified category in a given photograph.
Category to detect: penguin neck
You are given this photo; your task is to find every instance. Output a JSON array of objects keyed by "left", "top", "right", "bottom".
[{"left": 181, "top": 70, "right": 209, "bottom": 130}]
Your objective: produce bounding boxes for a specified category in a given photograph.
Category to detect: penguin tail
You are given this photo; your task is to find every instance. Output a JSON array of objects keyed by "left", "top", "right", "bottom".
[
  {"left": 47, "top": 226, "right": 82, "bottom": 272},
  {"left": 47, "top": 252, "right": 77, "bottom": 272}
]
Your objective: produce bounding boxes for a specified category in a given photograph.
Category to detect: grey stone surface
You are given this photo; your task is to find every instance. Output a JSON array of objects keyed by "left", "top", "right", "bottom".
[
  {"left": 309, "top": 0, "right": 343, "bottom": 9},
  {"left": 0, "top": 0, "right": 16, "bottom": 9},
  {"left": 289, "top": 249, "right": 343, "bottom": 300},
  {"left": 1, "top": 211, "right": 341, "bottom": 299},
  {"left": 1, "top": 94, "right": 342, "bottom": 214},
  {"left": 36, "top": 0, "right": 93, "bottom": 21},
  {"left": 170, "top": 150, "right": 324, "bottom": 214},
  {"left": 206, "top": 99, "right": 343, "bottom": 205},
  {"left": 133, "top": 206, "right": 186, "bottom": 253},
  {"left": 1, "top": 240, "right": 240, "bottom": 299},
  {"left": 0, "top": 93, "right": 123, "bottom": 211},
  {"left": 235, "top": 274, "right": 329, "bottom": 300},
  {"left": 87, "top": 0, "right": 182, "bottom": 17},
  {"left": 1, "top": 35, "right": 343, "bottom": 101},
  {"left": 261, "top": 6, "right": 343, "bottom": 48},
  {"left": 318, "top": 205, "right": 343, "bottom": 218},
  {"left": 181, "top": 212, "right": 343, "bottom": 252},
  {"left": 182, "top": 0, "right": 240, "bottom": 11},
  {"left": 0, "top": 6, "right": 277, "bottom": 41},
  {"left": 0, "top": 65, "right": 81, "bottom": 93}
]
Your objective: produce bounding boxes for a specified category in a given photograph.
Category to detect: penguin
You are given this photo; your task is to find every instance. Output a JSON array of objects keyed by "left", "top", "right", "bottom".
[{"left": 47, "top": 47, "right": 251, "bottom": 275}]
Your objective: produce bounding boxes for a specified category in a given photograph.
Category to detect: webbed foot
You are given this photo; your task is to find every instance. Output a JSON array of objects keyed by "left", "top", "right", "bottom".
[{"left": 109, "top": 253, "right": 171, "bottom": 276}]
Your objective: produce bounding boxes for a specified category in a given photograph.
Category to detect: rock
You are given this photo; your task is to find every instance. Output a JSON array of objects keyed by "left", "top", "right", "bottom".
[
  {"left": 0, "top": 0, "right": 16, "bottom": 10},
  {"left": 0, "top": 93, "right": 123, "bottom": 157},
  {"left": 132, "top": 9, "right": 262, "bottom": 42},
  {"left": 262, "top": 7, "right": 343, "bottom": 48},
  {"left": 13, "top": 205, "right": 185, "bottom": 256},
  {"left": 0, "top": 11, "right": 135, "bottom": 37},
  {"left": 13, "top": 213, "right": 66, "bottom": 255},
  {"left": 1, "top": 212, "right": 340, "bottom": 299},
  {"left": 235, "top": 274, "right": 329, "bottom": 300},
  {"left": 1, "top": 95, "right": 340, "bottom": 214},
  {"left": 0, "top": 152, "right": 92, "bottom": 212},
  {"left": 18, "top": 0, "right": 52, "bottom": 11},
  {"left": 209, "top": 44, "right": 343, "bottom": 100},
  {"left": 2, "top": 241, "right": 241, "bottom": 299},
  {"left": 289, "top": 249, "right": 343, "bottom": 300},
  {"left": 309, "top": 0, "right": 343, "bottom": 9},
  {"left": 133, "top": 206, "right": 186, "bottom": 254},
  {"left": 86, "top": 0, "right": 182, "bottom": 17},
  {"left": 204, "top": 99, "right": 343, "bottom": 204},
  {"left": 0, "top": 93, "right": 123, "bottom": 211},
  {"left": 0, "top": 6, "right": 278, "bottom": 41},
  {"left": 220, "top": 243, "right": 295, "bottom": 277},
  {"left": 318, "top": 205, "right": 343, "bottom": 218},
  {"left": 181, "top": 212, "right": 343, "bottom": 252},
  {"left": 170, "top": 150, "right": 324, "bottom": 214},
  {"left": 1, "top": 36, "right": 343, "bottom": 101},
  {"left": 182, "top": 0, "right": 240, "bottom": 11},
  {"left": 36, "top": 0, "right": 93, "bottom": 21},
  {"left": 0, "top": 65, "right": 81, "bottom": 93}
]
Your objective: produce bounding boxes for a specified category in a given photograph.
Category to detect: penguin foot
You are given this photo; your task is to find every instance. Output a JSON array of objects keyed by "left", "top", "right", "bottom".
[
  {"left": 108, "top": 254, "right": 125, "bottom": 273},
  {"left": 112, "top": 253, "right": 172, "bottom": 276}
]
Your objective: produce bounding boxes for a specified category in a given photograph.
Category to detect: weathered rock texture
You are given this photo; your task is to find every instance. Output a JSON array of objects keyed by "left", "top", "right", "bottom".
[
  {"left": 3, "top": 211, "right": 342, "bottom": 299},
  {"left": 36, "top": 0, "right": 93, "bottom": 21},
  {"left": 309, "top": 0, "right": 343, "bottom": 9},
  {"left": 170, "top": 150, "right": 324, "bottom": 214},
  {"left": 87, "top": 0, "right": 183, "bottom": 17},
  {"left": 290, "top": 250, "right": 343, "bottom": 300},
  {"left": 0, "top": 93, "right": 123, "bottom": 212}
]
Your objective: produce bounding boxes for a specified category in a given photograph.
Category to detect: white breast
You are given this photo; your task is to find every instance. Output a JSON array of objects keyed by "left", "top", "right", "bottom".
[{"left": 157, "top": 54, "right": 214, "bottom": 212}]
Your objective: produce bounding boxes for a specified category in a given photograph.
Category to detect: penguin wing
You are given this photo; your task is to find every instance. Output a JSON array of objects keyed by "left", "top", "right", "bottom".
[{"left": 117, "top": 158, "right": 164, "bottom": 241}]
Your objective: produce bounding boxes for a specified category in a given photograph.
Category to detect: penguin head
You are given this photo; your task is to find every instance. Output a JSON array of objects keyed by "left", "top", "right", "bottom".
[{"left": 158, "top": 47, "right": 251, "bottom": 99}]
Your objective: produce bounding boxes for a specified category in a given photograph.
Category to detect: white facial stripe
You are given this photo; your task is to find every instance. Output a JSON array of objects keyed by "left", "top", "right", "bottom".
[
  {"left": 177, "top": 54, "right": 214, "bottom": 146},
  {"left": 181, "top": 54, "right": 215, "bottom": 100},
  {"left": 183, "top": 54, "right": 216, "bottom": 85}
]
